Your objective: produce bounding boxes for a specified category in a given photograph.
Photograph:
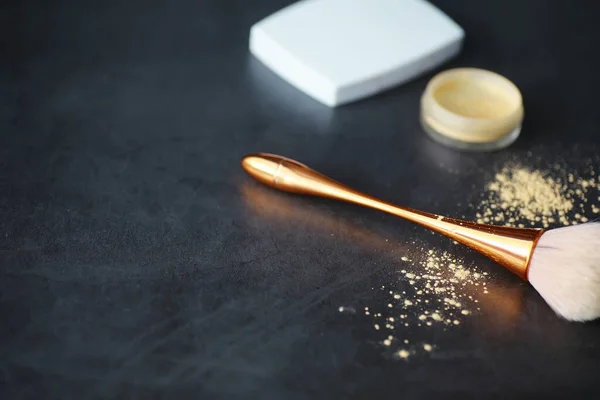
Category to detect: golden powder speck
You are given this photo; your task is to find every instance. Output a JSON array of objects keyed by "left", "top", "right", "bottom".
[
  {"left": 398, "top": 349, "right": 410, "bottom": 359},
  {"left": 383, "top": 339, "right": 392, "bottom": 346},
  {"left": 454, "top": 270, "right": 469, "bottom": 280},
  {"left": 423, "top": 344, "right": 433, "bottom": 352}
]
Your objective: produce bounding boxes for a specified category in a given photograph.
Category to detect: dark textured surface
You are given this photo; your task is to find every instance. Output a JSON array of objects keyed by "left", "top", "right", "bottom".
[{"left": 2, "top": 0, "right": 600, "bottom": 398}]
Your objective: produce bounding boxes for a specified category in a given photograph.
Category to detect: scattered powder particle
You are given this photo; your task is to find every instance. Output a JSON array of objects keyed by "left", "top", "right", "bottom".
[
  {"left": 388, "top": 317, "right": 395, "bottom": 322},
  {"left": 374, "top": 324, "right": 380, "bottom": 330},
  {"left": 454, "top": 269, "right": 469, "bottom": 280},
  {"left": 393, "top": 294, "right": 401, "bottom": 299},
  {"left": 404, "top": 339, "right": 409, "bottom": 344},
  {"left": 398, "top": 350, "right": 410, "bottom": 359},
  {"left": 401, "top": 257, "right": 409, "bottom": 261},
  {"left": 405, "top": 273, "right": 416, "bottom": 279},
  {"left": 418, "top": 315, "right": 427, "bottom": 321},
  {"left": 383, "top": 339, "right": 392, "bottom": 346},
  {"left": 338, "top": 307, "right": 345, "bottom": 312},
  {"left": 431, "top": 313, "right": 442, "bottom": 321},
  {"left": 426, "top": 322, "right": 432, "bottom": 326},
  {"left": 404, "top": 300, "right": 413, "bottom": 306},
  {"left": 461, "top": 310, "right": 470, "bottom": 315},
  {"left": 453, "top": 320, "right": 460, "bottom": 325},
  {"left": 388, "top": 303, "right": 393, "bottom": 308},
  {"left": 423, "top": 344, "right": 432, "bottom": 352}
]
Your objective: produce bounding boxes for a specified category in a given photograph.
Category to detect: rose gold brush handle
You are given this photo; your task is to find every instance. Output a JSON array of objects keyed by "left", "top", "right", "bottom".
[{"left": 241, "top": 153, "right": 544, "bottom": 280}]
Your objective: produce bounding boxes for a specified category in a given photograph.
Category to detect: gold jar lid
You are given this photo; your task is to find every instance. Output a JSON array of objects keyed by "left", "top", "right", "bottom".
[{"left": 420, "top": 67, "right": 524, "bottom": 151}]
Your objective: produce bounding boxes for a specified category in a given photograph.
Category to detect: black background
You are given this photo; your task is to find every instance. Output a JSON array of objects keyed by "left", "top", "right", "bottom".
[{"left": 2, "top": 0, "right": 600, "bottom": 398}]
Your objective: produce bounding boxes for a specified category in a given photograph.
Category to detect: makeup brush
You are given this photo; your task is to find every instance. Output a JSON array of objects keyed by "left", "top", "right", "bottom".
[{"left": 241, "top": 153, "right": 600, "bottom": 322}]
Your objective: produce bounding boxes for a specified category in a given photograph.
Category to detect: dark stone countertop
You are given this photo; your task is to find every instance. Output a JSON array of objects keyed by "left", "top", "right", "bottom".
[{"left": 2, "top": 0, "right": 600, "bottom": 398}]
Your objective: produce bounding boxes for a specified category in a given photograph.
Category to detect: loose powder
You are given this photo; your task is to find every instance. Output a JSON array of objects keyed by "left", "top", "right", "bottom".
[
  {"left": 473, "top": 163, "right": 600, "bottom": 228},
  {"left": 353, "top": 246, "right": 488, "bottom": 358}
]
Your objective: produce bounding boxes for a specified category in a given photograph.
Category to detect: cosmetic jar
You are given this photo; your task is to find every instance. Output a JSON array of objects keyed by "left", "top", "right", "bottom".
[{"left": 420, "top": 68, "right": 524, "bottom": 151}]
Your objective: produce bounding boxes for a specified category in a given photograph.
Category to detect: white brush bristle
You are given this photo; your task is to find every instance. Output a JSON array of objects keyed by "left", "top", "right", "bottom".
[{"left": 528, "top": 222, "right": 600, "bottom": 322}]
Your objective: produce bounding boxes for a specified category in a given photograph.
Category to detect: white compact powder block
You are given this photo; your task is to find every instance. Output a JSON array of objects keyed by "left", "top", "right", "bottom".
[{"left": 249, "top": 0, "right": 464, "bottom": 107}]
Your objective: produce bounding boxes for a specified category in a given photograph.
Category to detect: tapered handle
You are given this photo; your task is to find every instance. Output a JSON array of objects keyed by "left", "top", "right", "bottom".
[
  {"left": 241, "top": 153, "right": 354, "bottom": 198},
  {"left": 241, "top": 153, "right": 544, "bottom": 280}
]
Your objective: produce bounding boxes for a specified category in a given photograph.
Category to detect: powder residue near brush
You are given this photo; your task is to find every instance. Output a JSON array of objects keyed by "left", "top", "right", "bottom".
[
  {"left": 353, "top": 246, "right": 488, "bottom": 358},
  {"left": 472, "top": 163, "right": 600, "bottom": 228}
]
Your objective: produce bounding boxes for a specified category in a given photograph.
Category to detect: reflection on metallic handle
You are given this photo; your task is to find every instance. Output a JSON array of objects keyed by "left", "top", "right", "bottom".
[{"left": 241, "top": 153, "right": 544, "bottom": 281}]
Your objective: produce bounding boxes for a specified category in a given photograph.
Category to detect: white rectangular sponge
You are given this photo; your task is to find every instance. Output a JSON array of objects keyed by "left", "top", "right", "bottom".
[{"left": 249, "top": 0, "right": 464, "bottom": 107}]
